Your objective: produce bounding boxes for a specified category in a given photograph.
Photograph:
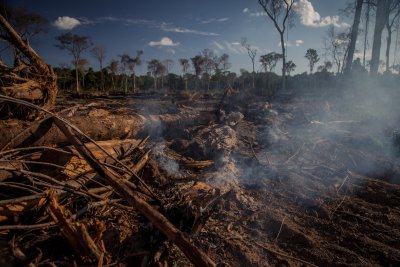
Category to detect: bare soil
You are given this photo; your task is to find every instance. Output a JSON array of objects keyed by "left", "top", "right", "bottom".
[{"left": 1, "top": 88, "right": 400, "bottom": 266}]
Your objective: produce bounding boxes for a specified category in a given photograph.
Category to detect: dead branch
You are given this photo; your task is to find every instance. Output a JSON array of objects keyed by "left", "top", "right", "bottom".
[
  {"left": 53, "top": 116, "right": 217, "bottom": 267},
  {"left": 47, "top": 196, "right": 105, "bottom": 263},
  {"left": 0, "top": 14, "right": 57, "bottom": 118}
]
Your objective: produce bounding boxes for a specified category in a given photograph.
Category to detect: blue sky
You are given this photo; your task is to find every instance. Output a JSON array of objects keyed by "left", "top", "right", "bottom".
[{"left": 8, "top": 0, "right": 354, "bottom": 75}]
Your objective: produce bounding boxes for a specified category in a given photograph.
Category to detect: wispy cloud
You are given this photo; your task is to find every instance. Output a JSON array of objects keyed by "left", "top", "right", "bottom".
[
  {"left": 201, "top": 17, "right": 229, "bottom": 24},
  {"left": 149, "top": 37, "right": 179, "bottom": 47},
  {"left": 160, "top": 22, "right": 219, "bottom": 36},
  {"left": 295, "top": 39, "right": 304, "bottom": 46},
  {"left": 80, "top": 16, "right": 219, "bottom": 36},
  {"left": 217, "top": 17, "right": 229, "bottom": 22},
  {"left": 212, "top": 40, "right": 248, "bottom": 55},
  {"left": 293, "top": 0, "right": 350, "bottom": 28},
  {"left": 242, "top": 8, "right": 267, "bottom": 17},
  {"left": 213, "top": 41, "right": 224, "bottom": 50},
  {"left": 53, "top": 16, "right": 81, "bottom": 30}
]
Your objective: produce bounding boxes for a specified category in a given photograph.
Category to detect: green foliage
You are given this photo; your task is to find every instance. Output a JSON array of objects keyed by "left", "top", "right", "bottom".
[{"left": 305, "top": 48, "right": 320, "bottom": 73}]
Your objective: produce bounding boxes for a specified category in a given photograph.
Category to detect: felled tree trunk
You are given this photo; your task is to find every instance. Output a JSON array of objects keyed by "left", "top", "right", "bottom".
[{"left": 0, "top": 14, "right": 57, "bottom": 119}]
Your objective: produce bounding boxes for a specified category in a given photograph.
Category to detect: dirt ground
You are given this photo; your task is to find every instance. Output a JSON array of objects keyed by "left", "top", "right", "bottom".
[
  {"left": 134, "top": 88, "right": 400, "bottom": 266},
  {"left": 1, "top": 87, "right": 400, "bottom": 266}
]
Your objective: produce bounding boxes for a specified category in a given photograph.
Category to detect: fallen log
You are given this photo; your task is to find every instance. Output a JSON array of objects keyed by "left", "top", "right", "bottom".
[
  {"left": 0, "top": 114, "right": 145, "bottom": 148},
  {"left": 53, "top": 117, "right": 217, "bottom": 267}
]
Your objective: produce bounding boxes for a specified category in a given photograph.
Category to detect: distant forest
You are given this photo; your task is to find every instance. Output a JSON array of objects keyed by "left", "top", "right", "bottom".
[{"left": 1, "top": 0, "right": 400, "bottom": 95}]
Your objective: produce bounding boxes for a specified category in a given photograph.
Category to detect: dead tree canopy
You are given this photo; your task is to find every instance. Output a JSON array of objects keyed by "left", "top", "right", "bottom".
[{"left": 0, "top": 14, "right": 57, "bottom": 119}]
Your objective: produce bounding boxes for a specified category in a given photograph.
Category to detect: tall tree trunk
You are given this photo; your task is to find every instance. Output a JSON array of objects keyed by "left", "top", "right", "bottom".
[
  {"left": 345, "top": 0, "right": 363, "bottom": 74},
  {"left": 111, "top": 76, "right": 115, "bottom": 90},
  {"left": 370, "top": 0, "right": 390, "bottom": 76},
  {"left": 75, "top": 66, "right": 80, "bottom": 93},
  {"left": 251, "top": 59, "right": 255, "bottom": 89},
  {"left": 100, "top": 63, "right": 104, "bottom": 91},
  {"left": 363, "top": 0, "right": 371, "bottom": 68},
  {"left": 280, "top": 32, "right": 286, "bottom": 90},
  {"left": 185, "top": 77, "right": 188, "bottom": 91},
  {"left": 124, "top": 76, "right": 128, "bottom": 93},
  {"left": 133, "top": 73, "right": 136, "bottom": 92},
  {"left": 394, "top": 24, "right": 399, "bottom": 67},
  {"left": 386, "top": 22, "right": 393, "bottom": 72}
]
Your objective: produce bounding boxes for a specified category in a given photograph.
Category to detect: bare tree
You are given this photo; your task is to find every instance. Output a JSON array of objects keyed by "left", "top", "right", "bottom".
[
  {"left": 258, "top": 0, "right": 295, "bottom": 90},
  {"left": 162, "top": 59, "right": 174, "bottom": 88},
  {"left": 305, "top": 48, "right": 320, "bottom": 73},
  {"left": 191, "top": 55, "right": 204, "bottom": 90},
  {"left": 385, "top": 1, "right": 400, "bottom": 72},
  {"left": 201, "top": 49, "right": 216, "bottom": 91},
  {"left": 119, "top": 53, "right": 131, "bottom": 93},
  {"left": 345, "top": 0, "right": 364, "bottom": 74},
  {"left": 90, "top": 46, "right": 106, "bottom": 91},
  {"left": 108, "top": 59, "right": 119, "bottom": 90},
  {"left": 147, "top": 59, "right": 162, "bottom": 89},
  {"left": 0, "top": 5, "right": 48, "bottom": 65},
  {"left": 179, "top": 58, "right": 190, "bottom": 91},
  {"left": 132, "top": 50, "right": 143, "bottom": 91},
  {"left": 76, "top": 58, "right": 89, "bottom": 89},
  {"left": 317, "top": 61, "right": 333, "bottom": 72},
  {"left": 55, "top": 33, "right": 92, "bottom": 93},
  {"left": 219, "top": 53, "right": 231, "bottom": 75},
  {"left": 118, "top": 50, "right": 142, "bottom": 93},
  {"left": 370, "top": 0, "right": 391, "bottom": 76},
  {"left": 241, "top": 38, "right": 257, "bottom": 89},
  {"left": 324, "top": 26, "right": 350, "bottom": 74},
  {"left": 284, "top": 60, "right": 296, "bottom": 75},
  {"left": 260, "top": 52, "right": 282, "bottom": 72},
  {"left": 362, "top": 0, "right": 373, "bottom": 68}
]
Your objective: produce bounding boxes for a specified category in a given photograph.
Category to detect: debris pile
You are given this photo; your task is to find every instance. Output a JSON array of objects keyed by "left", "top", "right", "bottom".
[{"left": 0, "top": 97, "right": 226, "bottom": 266}]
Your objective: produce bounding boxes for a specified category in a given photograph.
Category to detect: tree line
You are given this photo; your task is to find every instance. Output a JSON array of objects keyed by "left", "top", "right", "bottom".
[{"left": 1, "top": 1, "right": 400, "bottom": 95}]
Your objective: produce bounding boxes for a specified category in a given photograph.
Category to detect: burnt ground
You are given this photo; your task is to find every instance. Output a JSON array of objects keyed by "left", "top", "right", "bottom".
[
  {"left": 132, "top": 88, "right": 400, "bottom": 266},
  {"left": 1, "top": 87, "right": 400, "bottom": 266}
]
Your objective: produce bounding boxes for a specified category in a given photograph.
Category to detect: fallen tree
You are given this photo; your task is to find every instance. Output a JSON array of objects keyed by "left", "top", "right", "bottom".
[{"left": 0, "top": 14, "right": 57, "bottom": 119}]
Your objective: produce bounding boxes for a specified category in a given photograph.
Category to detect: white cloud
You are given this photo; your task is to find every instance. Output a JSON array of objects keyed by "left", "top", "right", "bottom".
[
  {"left": 53, "top": 16, "right": 81, "bottom": 30},
  {"left": 160, "top": 23, "right": 219, "bottom": 36},
  {"left": 242, "top": 8, "right": 267, "bottom": 17},
  {"left": 149, "top": 37, "right": 180, "bottom": 47},
  {"left": 202, "top": 17, "right": 229, "bottom": 24},
  {"left": 213, "top": 41, "right": 224, "bottom": 50},
  {"left": 82, "top": 16, "right": 219, "bottom": 36},
  {"left": 217, "top": 17, "right": 229, "bottom": 22},
  {"left": 226, "top": 42, "right": 248, "bottom": 54},
  {"left": 201, "top": 18, "right": 215, "bottom": 24},
  {"left": 293, "top": 0, "right": 350, "bottom": 28},
  {"left": 295, "top": 39, "right": 304, "bottom": 46}
]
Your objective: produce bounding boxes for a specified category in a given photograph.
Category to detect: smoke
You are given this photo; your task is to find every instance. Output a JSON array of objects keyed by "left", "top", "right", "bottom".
[{"left": 152, "top": 143, "right": 180, "bottom": 176}]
